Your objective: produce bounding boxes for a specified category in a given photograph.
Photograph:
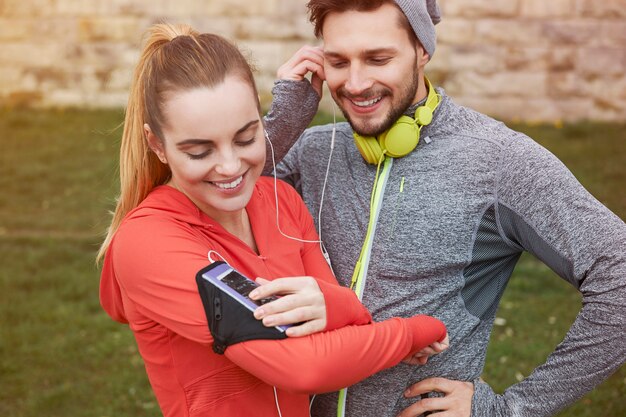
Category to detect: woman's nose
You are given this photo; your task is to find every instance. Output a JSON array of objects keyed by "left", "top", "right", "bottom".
[{"left": 215, "top": 148, "right": 241, "bottom": 176}]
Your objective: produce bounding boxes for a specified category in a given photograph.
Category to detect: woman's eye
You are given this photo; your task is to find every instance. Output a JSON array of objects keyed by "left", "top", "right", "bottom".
[
  {"left": 236, "top": 137, "right": 256, "bottom": 146},
  {"left": 186, "top": 150, "right": 211, "bottom": 160}
]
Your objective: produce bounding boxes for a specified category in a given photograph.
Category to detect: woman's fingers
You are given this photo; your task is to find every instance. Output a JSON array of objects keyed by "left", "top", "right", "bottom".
[{"left": 250, "top": 277, "right": 327, "bottom": 335}]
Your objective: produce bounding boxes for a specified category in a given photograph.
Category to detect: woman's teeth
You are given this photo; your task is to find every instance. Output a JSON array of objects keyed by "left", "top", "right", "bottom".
[{"left": 213, "top": 176, "right": 243, "bottom": 189}]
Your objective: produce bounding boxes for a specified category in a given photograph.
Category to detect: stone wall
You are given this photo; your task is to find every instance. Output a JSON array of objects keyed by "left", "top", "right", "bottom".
[{"left": 1, "top": 0, "right": 625, "bottom": 121}]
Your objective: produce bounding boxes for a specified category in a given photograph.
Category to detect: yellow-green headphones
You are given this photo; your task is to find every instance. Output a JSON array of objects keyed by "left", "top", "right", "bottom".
[{"left": 353, "top": 77, "right": 440, "bottom": 164}]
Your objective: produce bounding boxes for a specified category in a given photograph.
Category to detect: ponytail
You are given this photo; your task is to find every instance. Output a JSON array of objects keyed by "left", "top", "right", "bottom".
[{"left": 97, "top": 23, "right": 256, "bottom": 263}]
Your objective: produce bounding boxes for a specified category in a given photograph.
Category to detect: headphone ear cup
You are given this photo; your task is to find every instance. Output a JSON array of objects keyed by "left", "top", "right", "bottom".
[
  {"left": 380, "top": 116, "right": 420, "bottom": 158},
  {"left": 354, "top": 133, "right": 384, "bottom": 164},
  {"left": 414, "top": 106, "right": 433, "bottom": 126}
]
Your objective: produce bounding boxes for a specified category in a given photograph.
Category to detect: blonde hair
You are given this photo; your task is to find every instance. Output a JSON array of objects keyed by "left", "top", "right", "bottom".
[{"left": 97, "top": 23, "right": 258, "bottom": 262}]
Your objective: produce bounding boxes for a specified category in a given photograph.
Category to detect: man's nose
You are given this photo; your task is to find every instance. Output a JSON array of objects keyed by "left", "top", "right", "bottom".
[{"left": 344, "top": 65, "right": 374, "bottom": 96}]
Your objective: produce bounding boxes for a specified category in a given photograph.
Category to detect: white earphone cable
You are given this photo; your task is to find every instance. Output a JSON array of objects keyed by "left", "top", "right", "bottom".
[
  {"left": 265, "top": 101, "right": 337, "bottom": 274},
  {"left": 309, "top": 394, "right": 317, "bottom": 416},
  {"left": 207, "top": 250, "right": 226, "bottom": 264},
  {"left": 266, "top": 130, "right": 322, "bottom": 245},
  {"left": 317, "top": 103, "right": 336, "bottom": 251},
  {"left": 273, "top": 386, "right": 284, "bottom": 417}
]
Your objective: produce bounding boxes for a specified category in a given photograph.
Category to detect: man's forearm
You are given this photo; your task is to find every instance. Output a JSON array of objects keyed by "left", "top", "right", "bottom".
[
  {"left": 262, "top": 79, "right": 320, "bottom": 174},
  {"left": 472, "top": 291, "right": 626, "bottom": 416}
]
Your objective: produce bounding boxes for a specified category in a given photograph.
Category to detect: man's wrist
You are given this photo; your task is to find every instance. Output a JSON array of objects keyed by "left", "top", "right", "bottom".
[{"left": 471, "top": 378, "right": 497, "bottom": 417}]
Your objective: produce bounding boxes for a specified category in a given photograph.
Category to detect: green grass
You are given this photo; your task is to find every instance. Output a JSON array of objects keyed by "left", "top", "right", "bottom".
[
  {"left": 0, "top": 108, "right": 624, "bottom": 416},
  {"left": 0, "top": 109, "right": 122, "bottom": 236},
  {"left": 0, "top": 238, "right": 156, "bottom": 417}
]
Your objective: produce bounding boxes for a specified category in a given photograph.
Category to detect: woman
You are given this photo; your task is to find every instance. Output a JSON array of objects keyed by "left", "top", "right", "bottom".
[{"left": 98, "top": 23, "right": 447, "bottom": 417}]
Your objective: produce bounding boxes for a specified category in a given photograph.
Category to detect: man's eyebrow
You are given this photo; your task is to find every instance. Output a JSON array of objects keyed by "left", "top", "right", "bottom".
[
  {"left": 324, "top": 47, "right": 398, "bottom": 58},
  {"left": 323, "top": 51, "right": 345, "bottom": 59},
  {"left": 362, "top": 47, "right": 398, "bottom": 55},
  {"left": 175, "top": 120, "right": 260, "bottom": 146}
]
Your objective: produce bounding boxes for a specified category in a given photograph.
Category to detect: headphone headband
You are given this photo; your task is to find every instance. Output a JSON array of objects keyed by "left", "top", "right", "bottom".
[
  {"left": 423, "top": 77, "right": 439, "bottom": 117},
  {"left": 354, "top": 77, "right": 440, "bottom": 164}
]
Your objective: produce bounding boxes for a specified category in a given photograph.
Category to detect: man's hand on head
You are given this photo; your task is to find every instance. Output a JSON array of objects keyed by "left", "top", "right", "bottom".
[{"left": 277, "top": 45, "right": 326, "bottom": 98}]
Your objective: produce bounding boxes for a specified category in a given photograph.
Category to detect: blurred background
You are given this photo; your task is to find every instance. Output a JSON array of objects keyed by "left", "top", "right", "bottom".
[
  {"left": 0, "top": 1, "right": 624, "bottom": 416},
  {"left": 1, "top": 0, "right": 625, "bottom": 121}
]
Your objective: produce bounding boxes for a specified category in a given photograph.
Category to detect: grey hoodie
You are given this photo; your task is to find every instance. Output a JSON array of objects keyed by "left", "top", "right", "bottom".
[{"left": 265, "top": 80, "right": 626, "bottom": 417}]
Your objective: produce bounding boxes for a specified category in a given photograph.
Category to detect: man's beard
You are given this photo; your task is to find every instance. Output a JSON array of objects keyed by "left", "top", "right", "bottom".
[{"left": 335, "top": 66, "right": 420, "bottom": 137}]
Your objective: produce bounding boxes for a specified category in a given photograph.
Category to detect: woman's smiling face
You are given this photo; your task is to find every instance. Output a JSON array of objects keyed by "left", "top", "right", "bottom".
[{"left": 146, "top": 75, "right": 266, "bottom": 223}]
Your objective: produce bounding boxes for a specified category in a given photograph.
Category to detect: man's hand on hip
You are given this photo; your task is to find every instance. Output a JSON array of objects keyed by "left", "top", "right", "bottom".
[{"left": 398, "top": 377, "right": 474, "bottom": 417}]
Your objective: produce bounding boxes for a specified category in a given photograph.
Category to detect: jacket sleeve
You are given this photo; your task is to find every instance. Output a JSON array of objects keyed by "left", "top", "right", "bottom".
[
  {"left": 226, "top": 315, "right": 446, "bottom": 394},
  {"left": 471, "top": 133, "right": 626, "bottom": 416},
  {"left": 104, "top": 217, "right": 219, "bottom": 345},
  {"left": 105, "top": 214, "right": 446, "bottom": 394},
  {"left": 279, "top": 179, "right": 373, "bottom": 330},
  {"left": 262, "top": 79, "right": 320, "bottom": 175}
]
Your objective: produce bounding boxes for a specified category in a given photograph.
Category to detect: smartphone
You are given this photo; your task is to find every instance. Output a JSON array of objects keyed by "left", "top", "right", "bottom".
[{"left": 199, "top": 261, "right": 290, "bottom": 332}]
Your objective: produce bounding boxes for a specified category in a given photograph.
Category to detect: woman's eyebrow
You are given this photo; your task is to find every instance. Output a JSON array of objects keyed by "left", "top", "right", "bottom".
[
  {"left": 176, "top": 138, "right": 213, "bottom": 146},
  {"left": 235, "top": 119, "right": 260, "bottom": 135},
  {"left": 176, "top": 120, "right": 260, "bottom": 147}
]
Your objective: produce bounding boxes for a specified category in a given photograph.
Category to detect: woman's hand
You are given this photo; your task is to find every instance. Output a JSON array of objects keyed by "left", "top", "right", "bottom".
[
  {"left": 249, "top": 276, "right": 326, "bottom": 337},
  {"left": 276, "top": 45, "right": 325, "bottom": 98},
  {"left": 403, "top": 333, "right": 449, "bottom": 365}
]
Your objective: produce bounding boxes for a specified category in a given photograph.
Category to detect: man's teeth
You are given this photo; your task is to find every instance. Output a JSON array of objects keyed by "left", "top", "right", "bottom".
[
  {"left": 213, "top": 176, "right": 243, "bottom": 189},
  {"left": 353, "top": 97, "right": 382, "bottom": 107}
]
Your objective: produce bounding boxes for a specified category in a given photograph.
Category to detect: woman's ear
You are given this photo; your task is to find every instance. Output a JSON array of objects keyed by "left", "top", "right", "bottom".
[{"left": 144, "top": 123, "right": 167, "bottom": 164}]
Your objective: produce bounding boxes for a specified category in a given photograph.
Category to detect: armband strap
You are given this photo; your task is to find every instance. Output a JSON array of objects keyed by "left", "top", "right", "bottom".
[{"left": 195, "top": 264, "right": 286, "bottom": 354}]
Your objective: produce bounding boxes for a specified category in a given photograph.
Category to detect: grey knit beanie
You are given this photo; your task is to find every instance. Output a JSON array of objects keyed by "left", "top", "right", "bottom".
[{"left": 394, "top": 0, "right": 441, "bottom": 57}]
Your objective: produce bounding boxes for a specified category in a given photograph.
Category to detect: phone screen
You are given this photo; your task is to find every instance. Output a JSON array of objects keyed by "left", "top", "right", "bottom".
[
  {"left": 221, "top": 270, "right": 278, "bottom": 307},
  {"left": 199, "top": 261, "right": 291, "bottom": 332}
]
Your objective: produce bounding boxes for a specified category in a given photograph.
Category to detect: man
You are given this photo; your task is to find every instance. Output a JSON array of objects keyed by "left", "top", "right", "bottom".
[{"left": 261, "top": 0, "right": 626, "bottom": 416}]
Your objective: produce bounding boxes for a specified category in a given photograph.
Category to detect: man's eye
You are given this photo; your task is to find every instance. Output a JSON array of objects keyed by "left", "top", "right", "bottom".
[
  {"left": 328, "top": 61, "right": 348, "bottom": 69},
  {"left": 369, "top": 58, "right": 391, "bottom": 65}
]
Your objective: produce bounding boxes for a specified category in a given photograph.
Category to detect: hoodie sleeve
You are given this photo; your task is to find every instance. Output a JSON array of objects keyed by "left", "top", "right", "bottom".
[
  {"left": 275, "top": 180, "right": 373, "bottom": 330},
  {"left": 102, "top": 217, "right": 216, "bottom": 344},
  {"left": 100, "top": 248, "right": 129, "bottom": 324},
  {"left": 262, "top": 79, "right": 320, "bottom": 175},
  {"left": 101, "top": 212, "right": 446, "bottom": 392},
  {"left": 226, "top": 315, "right": 446, "bottom": 394},
  {"left": 471, "top": 134, "right": 626, "bottom": 417}
]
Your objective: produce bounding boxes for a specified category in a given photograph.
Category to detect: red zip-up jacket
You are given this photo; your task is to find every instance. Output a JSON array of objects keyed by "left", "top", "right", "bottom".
[{"left": 100, "top": 178, "right": 446, "bottom": 416}]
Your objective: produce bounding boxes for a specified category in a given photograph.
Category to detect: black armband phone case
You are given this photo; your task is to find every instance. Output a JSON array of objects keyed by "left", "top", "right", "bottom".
[{"left": 195, "top": 263, "right": 287, "bottom": 354}]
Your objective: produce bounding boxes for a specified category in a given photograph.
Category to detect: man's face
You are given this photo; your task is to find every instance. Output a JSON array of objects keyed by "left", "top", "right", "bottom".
[{"left": 322, "top": 3, "right": 429, "bottom": 137}]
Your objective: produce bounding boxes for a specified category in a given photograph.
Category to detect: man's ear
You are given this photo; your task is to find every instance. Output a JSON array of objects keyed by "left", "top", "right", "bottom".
[
  {"left": 144, "top": 123, "right": 167, "bottom": 164},
  {"left": 417, "top": 44, "right": 430, "bottom": 67}
]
